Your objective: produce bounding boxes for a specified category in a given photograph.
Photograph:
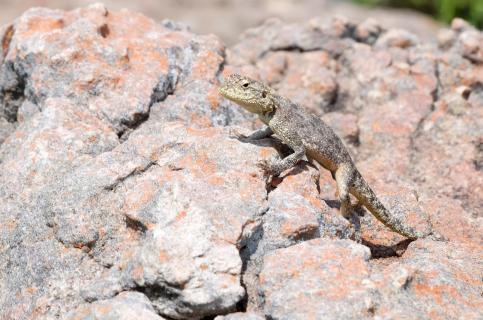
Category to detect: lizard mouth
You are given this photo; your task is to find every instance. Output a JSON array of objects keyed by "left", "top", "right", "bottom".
[
  {"left": 218, "top": 85, "right": 242, "bottom": 102},
  {"left": 219, "top": 87, "right": 260, "bottom": 113},
  {"left": 218, "top": 86, "right": 229, "bottom": 98}
]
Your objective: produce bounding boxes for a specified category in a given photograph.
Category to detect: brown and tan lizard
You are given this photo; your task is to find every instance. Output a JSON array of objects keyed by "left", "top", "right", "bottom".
[{"left": 219, "top": 74, "right": 432, "bottom": 240}]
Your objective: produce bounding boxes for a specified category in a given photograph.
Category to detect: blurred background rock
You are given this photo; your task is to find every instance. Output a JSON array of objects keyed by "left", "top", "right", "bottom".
[
  {"left": 355, "top": 0, "right": 482, "bottom": 28},
  {"left": 0, "top": 0, "right": 480, "bottom": 45}
]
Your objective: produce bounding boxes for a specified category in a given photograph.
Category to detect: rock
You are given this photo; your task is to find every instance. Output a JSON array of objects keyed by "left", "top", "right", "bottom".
[
  {"left": 17, "top": 100, "right": 40, "bottom": 122},
  {"left": 451, "top": 18, "right": 473, "bottom": 32},
  {"left": 226, "top": 13, "right": 482, "bottom": 319},
  {"left": 0, "top": 4, "right": 265, "bottom": 319},
  {"left": 260, "top": 239, "right": 374, "bottom": 320},
  {"left": 215, "top": 312, "right": 265, "bottom": 320},
  {"left": 239, "top": 162, "right": 356, "bottom": 311},
  {"left": 437, "top": 28, "right": 456, "bottom": 49},
  {"left": 354, "top": 18, "right": 383, "bottom": 44},
  {"left": 0, "top": 3, "right": 241, "bottom": 136},
  {"left": 259, "top": 238, "right": 483, "bottom": 320},
  {"left": 375, "top": 29, "right": 419, "bottom": 48},
  {"left": 439, "top": 18, "right": 483, "bottom": 64},
  {"left": 0, "top": 0, "right": 444, "bottom": 46},
  {"left": 458, "top": 30, "right": 483, "bottom": 63},
  {"left": 66, "top": 292, "right": 166, "bottom": 320},
  {"left": 0, "top": 4, "right": 482, "bottom": 320},
  {"left": 369, "top": 240, "right": 483, "bottom": 319},
  {"left": 0, "top": 116, "right": 14, "bottom": 144},
  {"left": 255, "top": 51, "right": 338, "bottom": 114},
  {"left": 115, "top": 123, "right": 270, "bottom": 319},
  {"left": 411, "top": 91, "right": 483, "bottom": 218},
  {"left": 228, "top": 17, "right": 349, "bottom": 66},
  {"left": 358, "top": 182, "right": 432, "bottom": 256}
]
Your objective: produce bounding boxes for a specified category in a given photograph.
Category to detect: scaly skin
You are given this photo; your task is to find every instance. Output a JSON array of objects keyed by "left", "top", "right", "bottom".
[{"left": 219, "top": 74, "right": 431, "bottom": 240}]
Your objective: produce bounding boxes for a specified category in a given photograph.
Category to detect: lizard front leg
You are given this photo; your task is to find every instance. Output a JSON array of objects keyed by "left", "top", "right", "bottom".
[
  {"left": 231, "top": 126, "right": 273, "bottom": 141},
  {"left": 258, "top": 144, "right": 305, "bottom": 176}
]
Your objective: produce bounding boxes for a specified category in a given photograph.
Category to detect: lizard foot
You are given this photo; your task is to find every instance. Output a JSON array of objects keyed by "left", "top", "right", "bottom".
[
  {"left": 346, "top": 211, "right": 362, "bottom": 243},
  {"left": 229, "top": 128, "right": 248, "bottom": 141},
  {"left": 257, "top": 158, "right": 281, "bottom": 177}
]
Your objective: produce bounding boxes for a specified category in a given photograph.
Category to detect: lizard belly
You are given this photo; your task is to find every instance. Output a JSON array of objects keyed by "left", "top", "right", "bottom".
[{"left": 306, "top": 148, "right": 339, "bottom": 172}]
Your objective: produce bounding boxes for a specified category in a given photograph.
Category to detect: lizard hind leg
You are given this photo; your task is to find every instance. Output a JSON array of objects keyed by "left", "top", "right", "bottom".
[
  {"left": 335, "top": 164, "right": 354, "bottom": 219},
  {"left": 335, "top": 164, "right": 361, "bottom": 241}
]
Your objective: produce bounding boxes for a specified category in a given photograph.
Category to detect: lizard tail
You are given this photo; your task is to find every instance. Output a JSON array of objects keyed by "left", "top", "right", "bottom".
[{"left": 350, "top": 170, "right": 429, "bottom": 240}]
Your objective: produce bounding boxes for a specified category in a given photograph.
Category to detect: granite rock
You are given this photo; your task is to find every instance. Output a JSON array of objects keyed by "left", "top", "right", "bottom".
[
  {"left": 66, "top": 292, "right": 166, "bottom": 320},
  {"left": 215, "top": 312, "right": 265, "bottom": 320},
  {"left": 0, "top": 4, "right": 263, "bottom": 319},
  {"left": 259, "top": 239, "right": 374, "bottom": 320}
]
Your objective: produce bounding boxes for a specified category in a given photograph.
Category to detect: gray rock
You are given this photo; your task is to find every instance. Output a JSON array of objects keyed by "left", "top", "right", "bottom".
[
  {"left": 375, "top": 28, "right": 419, "bottom": 48},
  {"left": 0, "top": 116, "right": 14, "bottom": 144},
  {"left": 354, "top": 18, "right": 383, "bottom": 44},
  {"left": 215, "top": 312, "right": 265, "bottom": 320},
  {"left": 113, "top": 122, "right": 270, "bottom": 318},
  {"left": 66, "top": 291, "right": 166, "bottom": 320},
  {"left": 259, "top": 239, "right": 373, "bottom": 320},
  {"left": 0, "top": 4, "right": 264, "bottom": 319},
  {"left": 17, "top": 100, "right": 40, "bottom": 122}
]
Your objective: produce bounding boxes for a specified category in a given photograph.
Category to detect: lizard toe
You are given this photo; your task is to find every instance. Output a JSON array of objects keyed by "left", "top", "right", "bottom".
[
  {"left": 228, "top": 128, "right": 248, "bottom": 140},
  {"left": 257, "top": 159, "right": 278, "bottom": 176}
]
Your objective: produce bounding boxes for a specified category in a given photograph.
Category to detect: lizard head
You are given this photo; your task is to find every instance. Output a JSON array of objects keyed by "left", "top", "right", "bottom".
[{"left": 219, "top": 74, "right": 275, "bottom": 114}]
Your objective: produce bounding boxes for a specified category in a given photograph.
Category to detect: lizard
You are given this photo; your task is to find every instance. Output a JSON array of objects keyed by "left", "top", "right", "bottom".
[{"left": 219, "top": 73, "right": 431, "bottom": 240}]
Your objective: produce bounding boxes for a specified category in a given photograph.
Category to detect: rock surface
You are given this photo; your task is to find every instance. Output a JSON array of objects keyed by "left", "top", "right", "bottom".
[
  {"left": 0, "top": 4, "right": 482, "bottom": 320},
  {"left": 260, "top": 239, "right": 373, "bottom": 320},
  {"left": 0, "top": 0, "right": 443, "bottom": 46},
  {"left": 66, "top": 292, "right": 166, "bottom": 320}
]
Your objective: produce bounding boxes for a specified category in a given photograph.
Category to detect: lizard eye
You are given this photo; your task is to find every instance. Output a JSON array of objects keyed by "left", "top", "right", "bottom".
[
  {"left": 242, "top": 82, "right": 249, "bottom": 88},
  {"left": 262, "top": 91, "right": 267, "bottom": 98}
]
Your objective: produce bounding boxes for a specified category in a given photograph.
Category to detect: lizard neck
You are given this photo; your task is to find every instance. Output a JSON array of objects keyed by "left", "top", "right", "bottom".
[
  {"left": 258, "top": 94, "right": 285, "bottom": 124},
  {"left": 258, "top": 109, "right": 276, "bottom": 125}
]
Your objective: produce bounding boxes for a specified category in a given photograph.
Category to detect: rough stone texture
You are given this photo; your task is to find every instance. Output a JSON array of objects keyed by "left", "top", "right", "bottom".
[
  {"left": 66, "top": 292, "right": 166, "bottom": 320},
  {"left": 225, "top": 16, "right": 482, "bottom": 320},
  {"left": 259, "top": 239, "right": 482, "bottom": 320},
  {"left": 369, "top": 240, "right": 482, "bottom": 320},
  {"left": 259, "top": 239, "right": 374, "bottom": 320},
  {"left": 0, "top": 4, "right": 258, "bottom": 320},
  {"left": 0, "top": 4, "right": 482, "bottom": 320},
  {"left": 0, "top": 0, "right": 444, "bottom": 46},
  {"left": 0, "top": 116, "right": 14, "bottom": 144},
  {"left": 215, "top": 312, "right": 265, "bottom": 320}
]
